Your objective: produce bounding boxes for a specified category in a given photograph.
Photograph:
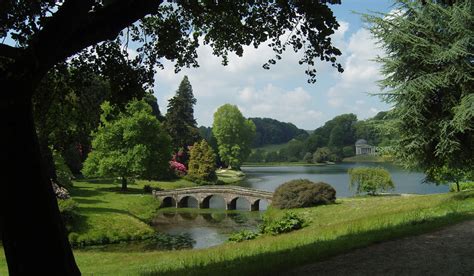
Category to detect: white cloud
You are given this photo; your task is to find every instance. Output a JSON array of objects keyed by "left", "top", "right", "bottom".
[{"left": 325, "top": 26, "right": 388, "bottom": 119}]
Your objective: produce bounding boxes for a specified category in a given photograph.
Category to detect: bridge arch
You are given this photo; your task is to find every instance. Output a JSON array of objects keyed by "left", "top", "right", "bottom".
[
  {"left": 251, "top": 198, "right": 269, "bottom": 211},
  {"left": 161, "top": 196, "right": 176, "bottom": 208},
  {"left": 228, "top": 197, "right": 251, "bottom": 211},
  {"left": 177, "top": 195, "right": 199, "bottom": 208},
  {"left": 201, "top": 194, "right": 226, "bottom": 209}
]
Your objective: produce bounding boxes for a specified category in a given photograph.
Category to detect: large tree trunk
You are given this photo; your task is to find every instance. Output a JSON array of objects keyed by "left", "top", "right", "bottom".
[
  {"left": 121, "top": 177, "right": 128, "bottom": 191},
  {"left": 0, "top": 88, "right": 80, "bottom": 274}
]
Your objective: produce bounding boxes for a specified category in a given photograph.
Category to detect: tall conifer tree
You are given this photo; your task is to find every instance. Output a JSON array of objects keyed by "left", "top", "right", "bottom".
[{"left": 165, "top": 76, "right": 200, "bottom": 154}]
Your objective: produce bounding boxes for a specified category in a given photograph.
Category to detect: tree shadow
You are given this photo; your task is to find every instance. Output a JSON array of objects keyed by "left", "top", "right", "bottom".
[
  {"left": 74, "top": 198, "right": 106, "bottom": 205},
  {"left": 69, "top": 186, "right": 103, "bottom": 198},
  {"left": 95, "top": 186, "right": 144, "bottom": 195}
]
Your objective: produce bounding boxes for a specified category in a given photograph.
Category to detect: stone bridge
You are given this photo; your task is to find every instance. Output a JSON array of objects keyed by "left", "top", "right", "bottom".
[{"left": 153, "top": 186, "right": 273, "bottom": 211}]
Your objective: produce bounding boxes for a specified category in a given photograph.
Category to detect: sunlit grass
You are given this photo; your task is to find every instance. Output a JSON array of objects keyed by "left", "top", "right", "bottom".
[
  {"left": 216, "top": 169, "right": 246, "bottom": 184},
  {"left": 1, "top": 185, "right": 472, "bottom": 275}
]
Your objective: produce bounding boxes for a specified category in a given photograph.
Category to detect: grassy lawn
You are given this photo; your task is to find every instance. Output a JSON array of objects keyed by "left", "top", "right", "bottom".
[
  {"left": 2, "top": 190, "right": 472, "bottom": 275},
  {"left": 342, "top": 155, "right": 393, "bottom": 163},
  {"left": 62, "top": 179, "right": 197, "bottom": 247}
]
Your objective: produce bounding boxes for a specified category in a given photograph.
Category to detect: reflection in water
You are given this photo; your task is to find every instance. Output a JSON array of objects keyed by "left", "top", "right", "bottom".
[
  {"left": 152, "top": 211, "right": 262, "bottom": 249},
  {"left": 239, "top": 163, "right": 449, "bottom": 197}
]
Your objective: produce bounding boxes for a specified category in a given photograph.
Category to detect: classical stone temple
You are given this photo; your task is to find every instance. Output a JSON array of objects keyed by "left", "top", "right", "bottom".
[{"left": 355, "top": 139, "right": 376, "bottom": 155}]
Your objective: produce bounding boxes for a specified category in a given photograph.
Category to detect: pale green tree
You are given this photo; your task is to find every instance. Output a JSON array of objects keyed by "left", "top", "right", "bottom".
[
  {"left": 188, "top": 140, "right": 217, "bottom": 182},
  {"left": 83, "top": 100, "right": 172, "bottom": 190},
  {"left": 212, "top": 104, "right": 256, "bottom": 169},
  {"left": 348, "top": 167, "right": 394, "bottom": 195}
]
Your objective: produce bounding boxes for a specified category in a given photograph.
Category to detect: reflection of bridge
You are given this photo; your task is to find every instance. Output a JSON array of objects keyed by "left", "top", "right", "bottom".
[{"left": 153, "top": 186, "right": 273, "bottom": 211}]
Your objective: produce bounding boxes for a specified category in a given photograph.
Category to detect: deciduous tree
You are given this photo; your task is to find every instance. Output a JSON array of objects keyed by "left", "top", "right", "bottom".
[
  {"left": 212, "top": 104, "right": 256, "bottom": 169},
  {"left": 0, "top": 1, "right": 343, "bottom": 273},
  {"left": 82, "top": 100, "right": 172, "bottom": 190}
]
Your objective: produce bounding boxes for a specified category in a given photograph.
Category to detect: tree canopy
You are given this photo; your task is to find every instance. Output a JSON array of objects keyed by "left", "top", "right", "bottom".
[
  {"left": 212, "top": 104, "right": 256, "bottom": 169},
  {"left": 1, "top": 1, "right": 345, "bottom": 274},
  {"left": 82, "top": 99, "right": 172, "bottom": 190},
  {"left": 366, "top": 0, "right": 474, "bottom": 182}
]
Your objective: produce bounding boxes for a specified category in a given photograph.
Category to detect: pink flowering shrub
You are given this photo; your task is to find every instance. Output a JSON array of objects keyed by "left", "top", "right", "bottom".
[{"left": 170, "top": 160, "right": 187, "bottom": 177}]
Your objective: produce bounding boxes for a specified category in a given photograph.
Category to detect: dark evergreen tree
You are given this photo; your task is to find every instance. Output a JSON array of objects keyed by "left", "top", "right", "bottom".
[
  {"left": 143, "top": 92, "right": 165, "bottom": 122},
  {"left": 165, "top": 76, "right": 200, "bottom": 154},
  {"left": 366, "top": 0, "right": 474, "bottom": 181}
]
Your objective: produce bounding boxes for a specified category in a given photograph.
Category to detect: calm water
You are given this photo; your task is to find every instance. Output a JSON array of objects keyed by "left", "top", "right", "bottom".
[
  {"left": 239, "top": 163, "right": 449, "bottom": 197},
  {"left": 152, "top": 211, "right": 262, "bottom": 249}
]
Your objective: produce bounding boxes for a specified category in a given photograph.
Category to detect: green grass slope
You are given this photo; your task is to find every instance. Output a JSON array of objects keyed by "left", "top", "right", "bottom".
[{"left": 2, "top": 190, "right": 472, "bottom": 275}]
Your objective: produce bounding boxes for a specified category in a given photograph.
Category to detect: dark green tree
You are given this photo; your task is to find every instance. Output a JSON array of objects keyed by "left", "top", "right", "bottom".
[
  {"left": 213, "top": 104, "right": 256, "bottom": 168},
  {"left": 165, "top": 76, "right": 200, "bottom": 152},
  {"left": 143, "top": 93, "right": 165, "bottom": 122},
  {"left": 366, "top": 0, "right": 473, "bottom": 183},
  {"left": 0, "top": 1, "right": 343, "bottom": 273},
  {"left": 313, "top": 147, "right": 332, "bottom": 163},
  {"left": 82, "top": 100, "right": 172, "bottom": 190}
]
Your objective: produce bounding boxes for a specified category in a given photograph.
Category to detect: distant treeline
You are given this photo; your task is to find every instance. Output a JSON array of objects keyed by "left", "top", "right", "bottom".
[
  {"left": 199, "top": 117, "right": 309, "bottom": 149},
  {"left": 247, "top": 112, "right": 396, "bottom": 163}
]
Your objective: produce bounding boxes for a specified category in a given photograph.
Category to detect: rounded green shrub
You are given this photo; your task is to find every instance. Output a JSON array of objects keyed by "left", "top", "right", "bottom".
[{"left": 272, "top": 179, "right": 336, "bottom": 209}]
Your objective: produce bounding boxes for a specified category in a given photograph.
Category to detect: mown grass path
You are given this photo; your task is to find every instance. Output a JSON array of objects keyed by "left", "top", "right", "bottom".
[{"left": 286, "top": 219, "right": 474, "bottom": 275}]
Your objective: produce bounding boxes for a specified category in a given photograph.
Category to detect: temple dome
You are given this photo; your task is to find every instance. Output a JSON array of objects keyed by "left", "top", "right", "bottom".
[{"left": 355, "top": 139, "right": 368, "bottom": 145}]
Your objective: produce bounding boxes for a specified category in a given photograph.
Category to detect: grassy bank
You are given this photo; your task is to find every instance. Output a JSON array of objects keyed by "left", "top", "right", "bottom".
[
  {"left": 216, "top": 169, "right": 246, "bottom": 184},
  {"left": 342, "top": 155, "right": 392, "bottom": 163},
  {"left": 243, "top": 162, "right": 325, "bottom": 167},
  {"left": 2, "top": 191, "right": 472, "bottom": 275},
  {"left": 65, "top": 179, "right": 196, "bottom": 246}
]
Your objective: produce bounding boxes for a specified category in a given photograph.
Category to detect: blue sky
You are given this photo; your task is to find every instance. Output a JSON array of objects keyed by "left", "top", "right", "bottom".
[{"left": 154, "top": 0, "right": 396, "bottom": 130}]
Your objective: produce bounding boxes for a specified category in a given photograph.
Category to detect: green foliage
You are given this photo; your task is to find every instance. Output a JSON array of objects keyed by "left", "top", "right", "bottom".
[
  {"left": 188, "top": 140, "right": 217, "bottom": 182},
  {"left": 152, "top": 233, "right": 196, "bottom": 250},
  {"left": 312, "top": 147, "right": 331, "bottom": 163},
  {"left": 273, "top": 179, "right": 336, "bottom": 209},
  {"left": 250, "top": 117, "right": 308, "bottom": 147},
  {"left": 303, "top": 152, "right": 313, "bottom": 163},
  {"left": 58, "top": 199, "right": 79, "bottom": 233},
  {"left": 229, "top": 212, "right": 306, "bottom": 243},
  {"left": 212, "top": 104, "right": 256, "bottom": 168},
  {"left": 427, "top": 166, "right": 473, "bottom": 191},
  {"left": 450, "top": 182, "right": 474, "bottom": 192},
  {"left": 365, "top": 1, "right": 474, "bottom": 179},
  {"left": 228, "top": 230, "right": 261, "bottom": 242},
  {"left": 342, "top": 146, "right": 354, "bottom": 157},
  {"left": 259, "top": 212, "right": 306, "bottom": 235},
  {"left": 348, "top": 167, "right": 395, "bottom": 195},
  {"left": 53, "top": 150, "right": 74, "bottom": 188},
  {"left": 164, "top": 76, "right": 200, "bottom": 153},
  {"left": 82, "top": 99, "right": 172, "bottom": 190}
]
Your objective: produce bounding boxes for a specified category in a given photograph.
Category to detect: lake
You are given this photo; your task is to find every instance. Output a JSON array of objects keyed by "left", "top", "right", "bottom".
[
  {"left": 152, "top": 162, "right": 449, "bottom": 249},
  {"left": 239, "top": 162, "right": 449, "bottom": 197}
]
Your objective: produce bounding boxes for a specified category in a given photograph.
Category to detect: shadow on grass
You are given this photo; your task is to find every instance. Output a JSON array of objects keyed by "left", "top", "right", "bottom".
[
  {"left": 140, "top": 212, "right": 474, "bottom": 276},
  {"left": 69, "top": 186, "right": 103, "bottom": 198},
  {"left": 77, "top": 206, "right": 145, "bottom": 222},
  {"left": 74, "top": 198, "right": 106, "bottom": 204},
  {"left": 95, "top": 186, "right": 145, "bottom": 195}
]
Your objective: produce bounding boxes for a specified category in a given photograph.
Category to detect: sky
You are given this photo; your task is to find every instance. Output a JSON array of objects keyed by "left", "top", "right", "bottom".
[{"left": 153, "top": 0, "right": 396, "bottom": 130}]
